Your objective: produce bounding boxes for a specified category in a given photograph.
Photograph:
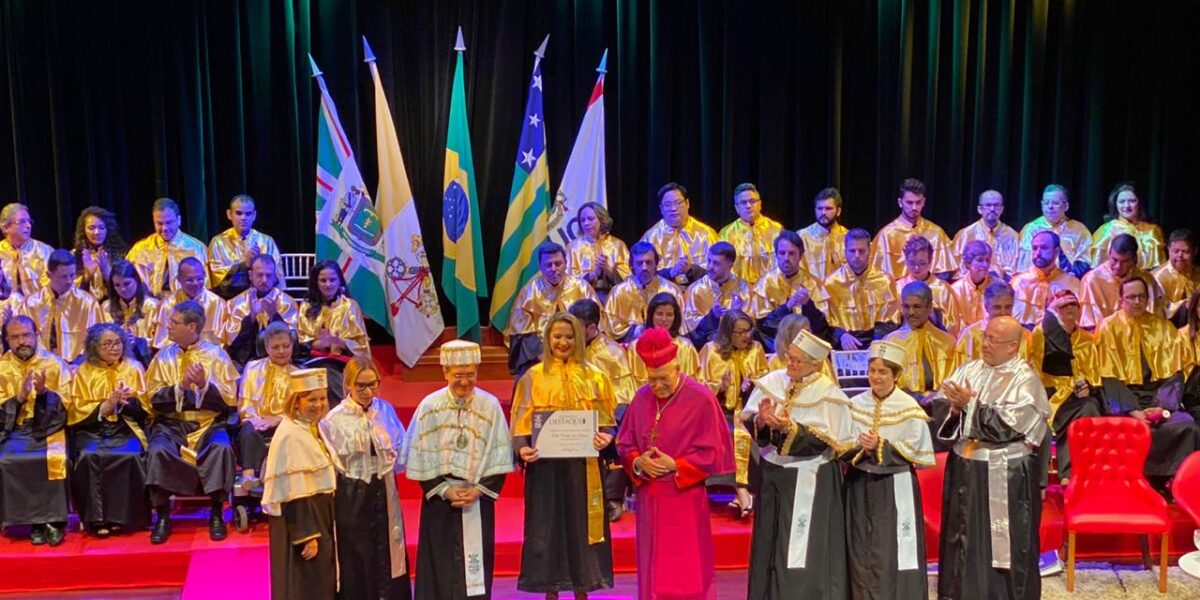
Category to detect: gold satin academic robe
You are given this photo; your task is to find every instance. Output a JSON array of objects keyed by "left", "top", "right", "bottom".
[
  {"left": 102, "top": 296, "right": 160, "bottom": 347},
  {"left": 748, "top": 266, "right": 824, "bottom": 320},
  {"left": 506, "top": 274, "right": 603, "bottom": 338},
  {"left": 144, "top": 341, "right": 240, "bottom": 455},
  {"left": 1151, "top": 263, "right": 1200, "bottom": 321},
  {"left": 67, "top": 359, "right": 150, "bottom": 447},
  {"left": 1010, "top": 266, "right": 1082, "bottom": 327},
  {"left": 152, "top": 289, "right": 229, "bottom": 348},
  {"left": 1182, "top": 326, "right": 1200, "bottom": 378},
  {"left": 683, "top": 275, "right": 753, "bottom": 334},
  {"left": 1030, "top": 326, "right": 1103, "bottom": 421},
  {"left": 0, "top": 238, "right": 52, "bottom": 297},
  {"left": 19, "top": 287, "right": 105, "bottom": 362},
  {"left": 586, "top": 335, "right": 637, "bottom": 406},
  {"left": 640, "top": 216, "right": 718, "bottom": 274},
  {"left": 224, "top": 287, "right": 300, "bottom": 342},
  {"left": 883, "top": 325, "right": 961, "bottom": 393},
  {"left": 1094, "top": 311, "right": 1187, "bottom": 384},
  {"left": 870, "top": 217, "right": 956, "bottom": 278},
  {"left": 0, "top": 292, "right": 23, "bottom": 322},
  {"left": 953, "top": 219, "right": 1021, "bottom": 278},
  {"left": 0, "top": 348, "right": 72, "bottom": 480},
  {"left": 566, "top": 234, "right": 632, "bottom": 284},
  {"left": 955, "top": 320, "right": 1034, "bottom": 363},
  {"left": 75, "top": 259, "right": 110, "bottom": 304},
  {"left": 627, "top": 336, "right": 700, "bottom": 384},
  {"left": 719, "top": 216, "right": 783, "bottom": 285},
  {"left": 950, "top": 275, "right": 993, "bottom": 330},
  {"left": 697, "top": 341, "right": 768, "bottom": 485},
  {"left": 1078, "top": 264, "right": 1164, "bottom": 330},
  {"left": 297, "top": 296, "right": 372, "bottom": 358},
  {"left": 819, "top": 264, "right": 898, "bottom": 332},
  {"left": 798, "top": 222, "right": 848, "bottom": 282},
  {"left": 207, "top": 228, "right": 282, "bottom": 288},
  {"left": 510, "top": 358, "right": 616, "bottom": 544},
  {"left": 238, "top": 358, "right": 296, "bottom": 420},
  {"left": 603, "top": 275, "right": 685, "bottom": 340},
  {"left": 126, "top": 232, "right": 209, "bottom": 297},
  {"left": 1016, "top": 216, "right": 1094, "bottom": 272},
  {"left": 766, "top": 352, "right": 837, "bottom": 380},
  {"left": 893, "top": 274, "right": 965, "bottom": 336},
  {"left": 1092, "top": 218, "right": 1166, "bottom": 270}
]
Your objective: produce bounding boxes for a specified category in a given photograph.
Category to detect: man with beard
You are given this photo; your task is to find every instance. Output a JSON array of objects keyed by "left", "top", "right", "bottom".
[
  {"left": 507, "top": 241, "right": 603, "bottom": 379},
  {"left": 604, "top": 242, "right": 685, "bottom": 342},
  {"left": 797, "top": 187, "right": 848, "bottom": 281},
  {"left": 953, "top": 190, "right": 1021, "bottom": 279},
  {"left": 1151, "top": 228, "right": 1200, "bottom": 326},
  {"left": 683, "top": 242, "right": 753, "bottom": 347},
  {"left": 1079, "top": 234, "right": 1164, "bottom": 330},
  {"left": 224, "top": 254, "right": 299, "bottom": 368},
  {"left": 1010, "top": 230, "right": 1082, "bottom": 328},
  {"left": 207, "top": 194, "right": 282, "bottom": 300},
  {"left": 1017, "top": 184, "right": 1094, "bottom": 276},
  {"left": 718, "top": 183, "right": 782, "bottom": 285},
  {"left": 870, "top": 178, "right": 956, "bottom": 278},
  {"left": 937, "top": 316, "right": 1050, "bottom": 600},
  {"left": 748, "top": 231, "right": 830, "bottom": 352},
  {"left": 0, "top": 315, "right": 72, "bottom": 546},
  {"left": 126, "top": 198, "right": 209, "bottom": 297},
  {"left": 641, "top": 183, "right": 718, "bottom": 287},
  {"left": 152, "top": 257, "right": 230, "bottom": 349},
  {"left": 824, "top": 228, "right": 899, "bottom": 350}
]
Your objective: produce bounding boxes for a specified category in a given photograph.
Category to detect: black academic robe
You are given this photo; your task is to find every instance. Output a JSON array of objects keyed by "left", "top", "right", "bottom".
[
  {"left": 937, "top": 408, "right": 1041, "bottom": 600},
  {"left": 0, "top": 391, "right": 69, "bottom": 527},
  {"left": 414, "top": 474, "right": 506, "bottom": 600},
  {"left": 334, "top": 474, "right": 412, "bottom": 600},
  {"left": 145, "top": 385, "right": 236, "bottom": 503},
  {"left": 747, "top": 426, "right": 848, "bottom": 600},
  {"left": 517, "top": 452, "right": 614, "bottom": 594},
  {"left": 845, "top": 455, "right": 927, "bottom": 600},
  {"left": 268, "top": 492, "right": 337, "bottom": 600},
  {"left": 1103, "top": 371, "right": 1199, "bottom": 478},
  {"left": 69, "top": 402, "right": 151, "bottom": 529},
  {"left": 756, "top": 300, "right": 831, "bottom": 353}
]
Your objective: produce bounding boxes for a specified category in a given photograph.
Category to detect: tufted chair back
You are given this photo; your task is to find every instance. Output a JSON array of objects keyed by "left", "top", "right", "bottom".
[{"left": 1065, "top": 417, "right": 1157, "bottom": 510}]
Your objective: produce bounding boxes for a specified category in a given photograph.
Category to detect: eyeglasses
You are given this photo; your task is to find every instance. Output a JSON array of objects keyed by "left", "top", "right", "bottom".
[{"left": 353, "top": 380, "right": 381, "bottom": 392}]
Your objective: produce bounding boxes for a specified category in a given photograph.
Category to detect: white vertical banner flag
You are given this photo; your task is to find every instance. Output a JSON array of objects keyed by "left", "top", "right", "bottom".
[
  {"left": 547, "top": 50, "right": 608, "bottom": 246},
  {"left": 364, "top": 37, "right": 444, "bottom": 366}
]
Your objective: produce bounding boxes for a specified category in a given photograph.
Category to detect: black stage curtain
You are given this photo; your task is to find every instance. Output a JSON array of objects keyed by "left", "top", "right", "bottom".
[{"left": 2, "top": 0, "right": 1198, "bottom": 326}]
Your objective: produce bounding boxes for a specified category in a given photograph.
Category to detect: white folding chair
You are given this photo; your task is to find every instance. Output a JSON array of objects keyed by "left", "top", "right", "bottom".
[
  {"left": 280, "top": 253, "right": 315, "bottom": 295},
  {"left": 831, "top": 350, "right": 870, "bottom": 396}
]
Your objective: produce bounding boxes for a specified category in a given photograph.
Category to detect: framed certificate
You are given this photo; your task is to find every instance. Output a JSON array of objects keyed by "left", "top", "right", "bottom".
[{"left": 532, "top": 410, "right": 598, "bottom": 458}]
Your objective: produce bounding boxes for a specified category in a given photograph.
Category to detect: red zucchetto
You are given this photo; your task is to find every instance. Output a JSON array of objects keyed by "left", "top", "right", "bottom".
[{"left": 635, "top": 327, "right": 678, "bottom": 368}]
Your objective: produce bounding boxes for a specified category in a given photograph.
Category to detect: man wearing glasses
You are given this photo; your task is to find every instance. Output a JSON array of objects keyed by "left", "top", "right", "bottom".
[
  {"left": 718, "top": 183, "right": 782, "bottom": 285},
  {"left": 1078, "top": 234, "right": 1164, "bottom": 330},
  {"left": 1016, "top": 185, "right": 1094, "bottom": 277},
  {"left": 1095, "top": 276, "right": 1198, "bottom": 487},
  {"left": 953, "top": 190, "right": 1021, "bottom": 280},
  {"left": 936, "top": 315, "right": 1050, "bottom": 599},
  {"left": 641, "top": 182, "right": 718, "bottom": 287}
]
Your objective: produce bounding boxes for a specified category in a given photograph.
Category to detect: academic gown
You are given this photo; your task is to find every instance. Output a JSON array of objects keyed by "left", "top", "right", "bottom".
[
  {"left": 405, "top": 387, "right": 514, "bottom": 600},
  {"left": 845, "top": 388, "right": 934, "bottom": 600},
  {"left": 616, "top": 377, "right": 735, "bottom": 600},
  {"left": 510, "top": 359, "right": 618, "bottom": 594},
  {"left": 936, "top": 357, "right": 1050, "bottom": 600},
  {"left": 319, "top": 397, "right": 412, "bottom": 600},
  {"left": 263, "top": 417, "right": 338, "bottom": 600},
  {"left": 741, "top": 369, "right": 855, "bottom": 599},
  {"left": 67, "top": 359, "right": 151, "bottom": 530},
  {"left": 0, "top": 349, "right": 73, "bottom": 528}
]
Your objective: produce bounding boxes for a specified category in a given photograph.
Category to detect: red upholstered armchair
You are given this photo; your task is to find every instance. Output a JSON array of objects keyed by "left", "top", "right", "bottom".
[
  {"left": 1065, "top": 417, "right": 1170, "bottom": 593},
  {"left": 1172, "top": 451, "right": 1200, "bottom": 578}
]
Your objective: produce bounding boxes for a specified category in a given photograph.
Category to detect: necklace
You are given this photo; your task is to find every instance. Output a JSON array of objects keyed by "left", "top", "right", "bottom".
[
  {"left": 451, "top": 392, "right": 470, "bottom": 450},
  {"left": 647, "top": 379, "right": 683, "bottom": 446}
]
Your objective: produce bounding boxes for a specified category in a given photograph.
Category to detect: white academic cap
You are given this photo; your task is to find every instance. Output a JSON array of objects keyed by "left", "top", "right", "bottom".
[
  {"left": 440, "top": 340, "right": 481, "bottom": 367},
  {"left": 288, "top": 368, "right": 327, "bottom": 395},
  {"left": 790, "top": 329, "right": 832, "bottom": 362},
  {"left": 869, "top": 341, "right": 907, "bottom": 369}
]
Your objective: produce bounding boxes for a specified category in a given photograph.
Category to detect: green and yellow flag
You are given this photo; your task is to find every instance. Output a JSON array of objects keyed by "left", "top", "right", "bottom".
[
  {"left": 490, "top": 35, "right": 551, "bottom": 333},
  {"left": 441, "top": 27, "right": 488, "bottom": 341}
]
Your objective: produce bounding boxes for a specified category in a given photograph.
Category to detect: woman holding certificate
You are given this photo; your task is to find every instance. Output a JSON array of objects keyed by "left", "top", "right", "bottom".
[{"left": 510, "top": 312, "right": 618, "bottom": 599}]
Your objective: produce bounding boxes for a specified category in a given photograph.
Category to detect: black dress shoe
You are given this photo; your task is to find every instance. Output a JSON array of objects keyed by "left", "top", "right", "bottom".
[
  {"left": 606, "top": 500, "right": 623, "bottom": 523},
  {"left": 44, "top": 523, "right": 65, "bottom": 547},
  {"left": 208, "top": 511, "right": 227, "bottom": 541},
  {"left": 150, "top": 516, "right": 172, "bottom": 545},
  {"left": 30, "top": 525, "right": 46, "bottom": 546}
]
